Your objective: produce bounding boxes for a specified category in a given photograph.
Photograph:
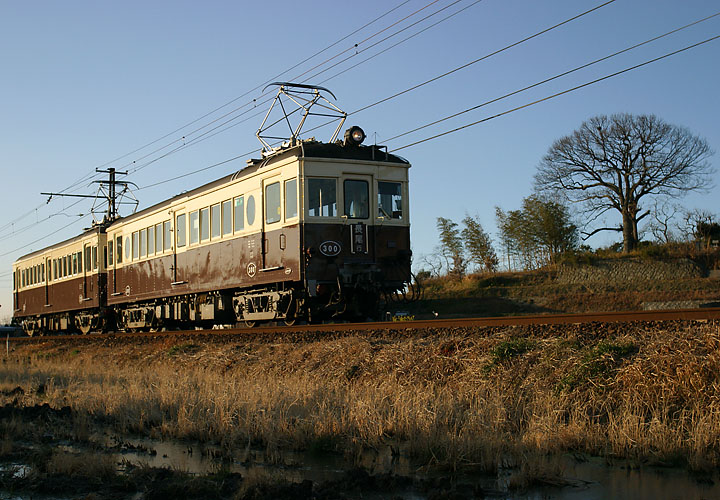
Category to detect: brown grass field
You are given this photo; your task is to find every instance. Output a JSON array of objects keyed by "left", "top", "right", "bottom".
[{"left": 3, "top": 319, "right": 720, "bottom": 478}]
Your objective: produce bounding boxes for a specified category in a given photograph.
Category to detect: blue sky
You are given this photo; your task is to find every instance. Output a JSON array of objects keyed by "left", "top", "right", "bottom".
[{"left": 1, "top": 0, "right": 719, "bottom": 322}]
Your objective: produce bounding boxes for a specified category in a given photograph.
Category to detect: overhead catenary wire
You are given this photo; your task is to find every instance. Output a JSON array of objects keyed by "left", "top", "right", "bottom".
[
  {"left": 132, "top": 0, "right": 616, "bottom": 175},
  {"left": 389, "top": 34, "right": 720, "bottom": 152},
  {"left": 381, "top": 11, "right": 720, "bottom": 143}
]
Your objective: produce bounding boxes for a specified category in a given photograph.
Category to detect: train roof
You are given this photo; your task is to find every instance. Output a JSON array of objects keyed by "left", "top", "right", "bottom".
[{"left": 15, "top": 226, "right": 102, "bottom": 264}]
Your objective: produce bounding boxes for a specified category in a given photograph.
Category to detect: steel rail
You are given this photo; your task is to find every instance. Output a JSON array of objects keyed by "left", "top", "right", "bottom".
[{"left": 7, "top": 307, "right": 720, "bottom": 344}]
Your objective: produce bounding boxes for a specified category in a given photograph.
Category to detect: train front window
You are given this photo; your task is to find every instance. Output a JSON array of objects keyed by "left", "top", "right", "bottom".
[
  {"left": 265, "top": 182, "right": 281, "bottom": 224},
  {"left": 344, "top": 180, "right": 369, "bottom": 219},
  {"left": 378, "top": 182, "right": 403, "bottom": 220},
  {"left": 308, "top": 178, "right": 337, "bottom": 217}
]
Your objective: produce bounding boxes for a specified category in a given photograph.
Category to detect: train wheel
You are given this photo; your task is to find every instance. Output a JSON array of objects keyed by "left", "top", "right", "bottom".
[
  {"left": 243, "top": 319, "right": 257, "bottom": 328},
  {"left": 282, "top": 298, "right": 297, "bottom": 326}
]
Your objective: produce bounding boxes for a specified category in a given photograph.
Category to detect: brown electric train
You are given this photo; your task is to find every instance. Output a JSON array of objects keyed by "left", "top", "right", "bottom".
[{"left": 11, "top": 125, "right": 412, "bottom": 335}]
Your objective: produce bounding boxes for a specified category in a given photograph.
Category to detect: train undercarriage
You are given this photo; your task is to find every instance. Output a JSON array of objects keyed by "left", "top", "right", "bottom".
[{"left": 18, "top": 278, "right": 409, "bottom": 336}]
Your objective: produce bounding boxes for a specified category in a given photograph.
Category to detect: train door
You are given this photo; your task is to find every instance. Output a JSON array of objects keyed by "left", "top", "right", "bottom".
[
  {"left": 342, "top": 175, "right": 373, "bottom": 258},
  {"left": 261, "top": 178, "right": 284, "bottom": 272},
  {"left": 45, "top": 258, "right": 50, "bottom": 306},
  {"left": 83, "top": 244, "right": 91, "bottom": 300}
]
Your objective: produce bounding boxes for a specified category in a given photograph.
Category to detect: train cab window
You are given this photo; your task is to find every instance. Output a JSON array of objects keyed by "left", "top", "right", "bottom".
[
  {"left": 41, "top": 262, "right": 45, "bottom": 282},
  {"left": 117, "top": 236, "right": 123, "bottom": 264},
  {"left": 233, "top": 196, "right": 244, "bottom": 232},
  {"left": 140, "top": 229, "right": 147, "bottom": 258},
  {"left": 285, "top": 179, "right": 298, "bottom": 219},
  {"left": 221, "top": 200, "right": 232, "bottom": 236},
  {"left": 12, "top": 271, "right": 15, "bottom": 291},
  {"left": 344, "top": 179, "right": 369, "bottom": 219},
  {"left": 132, "top": 232, "right": 139, "bottom": 260},
  {"left": 108, "top": 240, "right": 114, "bottom": 266},
  {"left": 378, "top": 182, "right": 403, "bottom": 220},
  {"left": 211, "top": 203, "right": 221, "bottom": 239},
  {"left": 246, "top": 196, "right": 256, "bottom": 226},
  {"left": 155, "top": 223, "right": 163, "bottom": 253},
  {"left": 176, "top": 214, "right": 187, "bottom": 248},
  {"left": 265, "top": 182, "right": 281, "bottom": 224},
  {"left": 78, "top": 251, "right": 84, "bottom": 273},
  {"left": 163, "top": 221, "right": 172, "bottom": 251},
  {"left": 308, "top": 178, "right": 337, "bottom": 217},
  {"left": 189, "top": 211, "right": 199, "bottom": 245},
  {"left": 148, "top": 226, "right": 155, "bottom": 255},
  {"left": 92, "top": 246, "right": 98, "bottom": 270},
  {"left": 200, "top": 207, "right": 210, "bottom": 241}
]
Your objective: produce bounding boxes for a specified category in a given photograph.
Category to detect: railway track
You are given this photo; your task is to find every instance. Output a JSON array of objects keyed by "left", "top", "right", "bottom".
[{"left": 8, "top": 307, "right": 720, "bottom": 343}]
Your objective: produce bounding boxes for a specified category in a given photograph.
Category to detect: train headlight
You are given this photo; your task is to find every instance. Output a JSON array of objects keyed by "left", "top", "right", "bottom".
[{"left": 344, "top": 126, "right": 365, "bottom": 146}]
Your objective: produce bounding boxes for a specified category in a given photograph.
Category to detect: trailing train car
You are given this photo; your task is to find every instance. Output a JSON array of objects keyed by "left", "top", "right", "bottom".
[
  {"left": 12, "top": 125, "right": 412, "bottom": 334},
  {"left": 12, "top": 227, "right": 106, "bottom": 335}
]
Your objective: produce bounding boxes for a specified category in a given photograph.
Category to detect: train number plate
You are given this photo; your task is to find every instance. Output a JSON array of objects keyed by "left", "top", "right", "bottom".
[{"left": 319, "top": 241, "right": 341, "bottom": 257}]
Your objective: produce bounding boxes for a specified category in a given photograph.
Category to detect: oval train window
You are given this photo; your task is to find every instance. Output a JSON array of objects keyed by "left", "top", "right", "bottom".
[{"left": 246, "top": 195, "right": 256, "bottom": 226}]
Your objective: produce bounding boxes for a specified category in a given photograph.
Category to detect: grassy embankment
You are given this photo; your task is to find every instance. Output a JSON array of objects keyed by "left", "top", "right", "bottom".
[
  {"left": 3, "top": 320, "right": 720, "bottom": 475},
  {"left": 414, "top": 249, "right": 720, "bottom": 317}
]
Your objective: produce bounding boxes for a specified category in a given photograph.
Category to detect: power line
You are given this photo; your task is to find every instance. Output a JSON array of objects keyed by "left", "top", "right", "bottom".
[
  {"left": 390, "top": 34, "right": 720, "bottom": 151},
  {"left": 381, "top": 11, "right": 720, "bottom": 143},
  {"left": 349, "top": 0, "right": 619, "bottom": 116}
]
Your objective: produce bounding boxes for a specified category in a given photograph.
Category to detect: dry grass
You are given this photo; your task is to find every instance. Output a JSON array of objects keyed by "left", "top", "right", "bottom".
[{"left": 3, "top": 321, "right": 720, "bottom": 473}]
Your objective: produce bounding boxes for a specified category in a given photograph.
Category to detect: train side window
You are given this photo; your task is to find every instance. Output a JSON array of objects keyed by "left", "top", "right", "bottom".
[
  {"left": 132, "top": 232, "right": 139, "bottom": 260},
  {"left": 72, "top": 254, "right": 78, "bottom": 275},
  {"left": 163, "top": 221, "right": 172, "bottom": 251},
  {"left": 117, "top": 236, "right": 123, "bottom": 264},
  {"left": 233, "top": 196, "right": 244, "bottom": 232},
  {"left": 200, "top": 208, "right": 210, "bottom": 241},
  {"left": 285, "top": 179, "right": 298, "bottom": 220},
  {"left": 265, "top": 182, "right": 281, "bottom": 224},
  {"left": 148, "top": 226, "right": 155, "bottom": 255},
  {"left": 53, "top": 260, "right": 58, "bottom": 280},
  {"left": 155, "top": 223, "right": 163, "bottom": 253},
  {"left": 92, "top": 246, "right": 98, "bottom": 270},
  {"left": 246, "top": 196, "right": 256, "bottom": 226},
  {"left": 221, "top": 200, "right": 232, "bottom": 236},
  {"left": 209, "top": 203, "right": 220, "bottom": 239},
  {"left": 63, "top": 256, "right": 68, "bottom": 277},
  {"left": 12, "top": 271, "right": 15, "bottom": 291},
  {"left": 108, "top": 240, "right": 114, "bottom": 266},
  {"left": 21, "top": 269, "right": 24, "bottom": 288},
  {"left": 177, "top": 214, "right": 187, "bottom": 247},
  {"left": 41, "top": 262, "right": 45, "bottom": 282},
  {"left": 344, "top": 179, "right": 369, "bottom": 219},
  {"left": 140, "top": 229, "right": 147, "bottom": 258},
  {"left": 125, "top": 237, "right": 130, "bottom": 261},
  {"left": 189, "top": 211, "right": 199, "bottom": 245},
  {"left": 308, "top": 178, "right": 337, "bottom": 217},
  {"left": 378, "top": 182, "right": 403, "bottom": 220}
]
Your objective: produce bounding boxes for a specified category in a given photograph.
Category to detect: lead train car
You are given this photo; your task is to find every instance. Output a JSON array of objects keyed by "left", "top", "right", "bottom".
[{"left": 12, "top": 134, "right": 411, "bottom": 334}]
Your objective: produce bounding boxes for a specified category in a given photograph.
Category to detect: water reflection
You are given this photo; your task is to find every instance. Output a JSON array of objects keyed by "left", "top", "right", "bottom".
[{"left": 106, "top": 436, "right": 720, "bottom": 499}]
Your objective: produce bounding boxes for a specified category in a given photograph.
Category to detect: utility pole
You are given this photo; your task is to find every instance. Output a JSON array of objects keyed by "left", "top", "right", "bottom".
[{"left": 41, "top": 168, "right": 138, "bottom": 225}]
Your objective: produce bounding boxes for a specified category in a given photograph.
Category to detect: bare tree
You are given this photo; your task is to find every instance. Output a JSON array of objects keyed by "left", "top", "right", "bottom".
[
  {"left": 648, "top": 201, "right": 681, "bottom": 244},
  {"left": 535, "top": 114, "right": 714, "bottom": 253}
]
